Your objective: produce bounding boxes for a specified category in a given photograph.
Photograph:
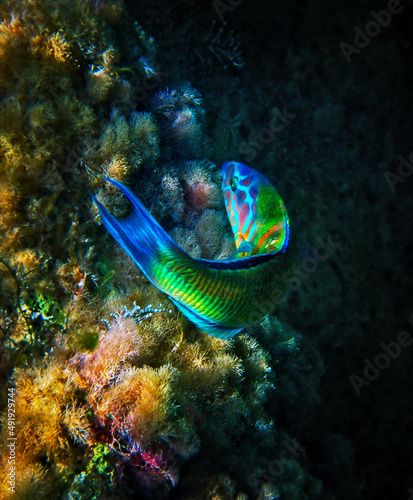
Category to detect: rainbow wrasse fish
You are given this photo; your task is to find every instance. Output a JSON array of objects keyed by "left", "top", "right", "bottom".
[{"left": 92, "top": 161, "right": 290, "bottom": 339}]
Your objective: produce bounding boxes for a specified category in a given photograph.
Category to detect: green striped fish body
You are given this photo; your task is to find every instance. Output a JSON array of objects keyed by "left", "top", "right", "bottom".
[{"left": 92, "top": 161, "right": 290, "bottom": 338}]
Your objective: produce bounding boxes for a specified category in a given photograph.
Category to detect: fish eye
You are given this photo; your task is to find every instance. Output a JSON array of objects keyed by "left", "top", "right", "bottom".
[{"left": 230, "top": 176, "right": 238, "bottom": 191}]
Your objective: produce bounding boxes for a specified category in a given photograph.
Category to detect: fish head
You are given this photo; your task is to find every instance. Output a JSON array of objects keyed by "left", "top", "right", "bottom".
[{"left": 222, "top": 161, "right": 289, "bottom": 256}]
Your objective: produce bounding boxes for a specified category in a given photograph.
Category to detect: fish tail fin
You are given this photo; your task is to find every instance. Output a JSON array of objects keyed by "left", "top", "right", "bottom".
[{"left": 91, "top": 178, "right": 178, "bottom": 285}]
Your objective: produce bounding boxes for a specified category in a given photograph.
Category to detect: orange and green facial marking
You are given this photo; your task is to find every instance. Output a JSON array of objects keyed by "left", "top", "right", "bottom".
[
  {"left": 92, "top": 162, "right": 290, "bottom": 339},
  {"left": 222, "top": 161, "right": 289, "bottom": 258}
]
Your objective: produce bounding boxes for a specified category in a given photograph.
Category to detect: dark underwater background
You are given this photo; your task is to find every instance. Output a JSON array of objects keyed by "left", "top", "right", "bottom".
[{"left": 0, "top": 0, "right": 412, "bottom": 499}]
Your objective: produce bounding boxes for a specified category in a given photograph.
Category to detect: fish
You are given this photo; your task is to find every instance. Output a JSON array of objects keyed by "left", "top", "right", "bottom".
[
  {"left": 91, "top": 161, "right": 290, "bottom": 339},
  {"left": 222, "top": 161, "right": 289, "bottom": 258}
]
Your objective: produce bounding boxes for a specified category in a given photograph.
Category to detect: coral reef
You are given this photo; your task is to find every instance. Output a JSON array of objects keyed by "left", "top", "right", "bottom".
[
  {"left": 0, "top": 0, "right": 319, "bottom": 496},
  {"left": 0, "top": 300, "right": 281, "bottom": 499},
  {"left": 0, "top": 2, "right": 243, "bottom": 496},
  {"left": 150, "top": 87, "right": 204, "bottom": 157},
  {"left": 0, "top": 0, "right": 164, "bottom": 366},
  {"left": 0, "top": 1, "right": 326, "bottom": 498},
  {"left": 3, "top": 0, "right": 410, "bottom": 498}
]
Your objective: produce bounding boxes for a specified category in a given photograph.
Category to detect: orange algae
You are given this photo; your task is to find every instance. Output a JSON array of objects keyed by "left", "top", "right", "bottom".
[{"left": 0, "top": 306, "right": 274, "bottom": 498}]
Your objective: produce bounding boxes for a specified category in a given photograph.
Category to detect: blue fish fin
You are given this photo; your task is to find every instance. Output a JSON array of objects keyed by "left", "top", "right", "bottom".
[
  {"left": 170, "top": 298, "right": 244, "bottom": 339},
  {"left": 91, "top": 178, "right": 181, "bottom": 286},
  {"left": 238, "top": 239, "right": 253, "bottom": 254},
  {"left": 281, "top": 212, "right": 290, "bottom": 252},
  {"left": 226, "top": 239, "right": 254, "bottom": 260}
]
